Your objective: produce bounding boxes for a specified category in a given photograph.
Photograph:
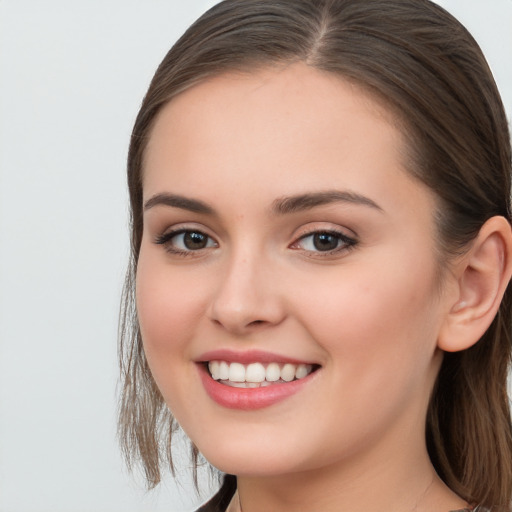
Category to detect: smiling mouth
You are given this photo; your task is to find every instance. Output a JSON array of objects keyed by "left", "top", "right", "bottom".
[{"left": 206, "top": 361, "right": 319, "bottom": 388}]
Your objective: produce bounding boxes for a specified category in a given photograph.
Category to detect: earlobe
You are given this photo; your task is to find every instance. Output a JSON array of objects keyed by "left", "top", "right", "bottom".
[{"left": 438, "top": 216, "right": 512, "bottom": 353}]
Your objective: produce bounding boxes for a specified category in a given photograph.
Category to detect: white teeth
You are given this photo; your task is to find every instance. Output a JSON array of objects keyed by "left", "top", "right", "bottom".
[
  {"left": 281, "top": 363, "right": 296, "bottom": 382},
  {"left": 207, "top": 360, "right": 315, "bottom": 385},
  {"left": 209, "top": 360, "right": 220, "bottom": 380},
  {"left": 246, "top": 362, "right": 266, "bottom": 383},
  {"left": 218, "top": 361, "right": 230, "bottom": 380},
  {"left": 295, "top": 364, "right": 308, "bottom": 379},
  {"left": 265, "top": 362, "right": 281, "bottom": 382},
  {"left": 229, "top": 362, "right": 246, "bottom": 382}
]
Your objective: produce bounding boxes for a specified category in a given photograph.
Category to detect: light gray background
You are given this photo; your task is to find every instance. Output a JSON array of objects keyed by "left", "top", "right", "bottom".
[{"left": 0, "top": 1, "right": 510, "bottom": 511}]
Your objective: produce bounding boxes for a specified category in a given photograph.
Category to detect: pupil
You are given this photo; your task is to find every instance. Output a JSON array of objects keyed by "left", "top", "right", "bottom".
[
  {"left": 184, "top": 232, "right": 207, "bottom": 249},
  {"left": 313, "top": 233, "right": 339, "bottom": 251}
]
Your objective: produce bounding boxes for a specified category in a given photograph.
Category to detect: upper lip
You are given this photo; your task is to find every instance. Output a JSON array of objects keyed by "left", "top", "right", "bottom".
[{"left": 196, "top": 349, "right": 318, "bottom": 365}]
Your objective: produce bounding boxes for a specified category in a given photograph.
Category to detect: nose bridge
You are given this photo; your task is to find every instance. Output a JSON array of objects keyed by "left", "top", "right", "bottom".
[{"left": 208, "top": 241, "right": 284, "bottom": 332}]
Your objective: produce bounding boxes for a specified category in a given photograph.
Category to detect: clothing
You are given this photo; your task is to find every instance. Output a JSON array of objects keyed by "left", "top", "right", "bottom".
[
  {"left": 196, "top": 475, "right": 236, "bottom": 512},
  {"left": 195, "top": 477, "right": 486, "bottom": 512}
]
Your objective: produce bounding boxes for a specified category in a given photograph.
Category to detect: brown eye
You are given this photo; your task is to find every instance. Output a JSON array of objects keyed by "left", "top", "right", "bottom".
[
  {"left": 155, "top": 229, "right": 217, "bottom": 254},
  {"left": 183, "top": 231, "right": 209, "bottom": 250},
  {"left": 312, "top": 233, "right": 340, "bottom": 251},
  {"left": 293, "top": 230, "right": 357, "bottom": 254}
]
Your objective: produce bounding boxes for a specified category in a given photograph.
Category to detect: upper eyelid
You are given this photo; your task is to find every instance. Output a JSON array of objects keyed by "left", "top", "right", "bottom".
[
  {"left": 292, "top": 229, "right": 357, "bottom": 246},
  {"left": 292, "top": 222, "right": 358, "bottom": 240},
  {"left": 155, "top": 223, "right": 216, "bottom": 238},
  {"left": 155, "top": 227, "right": 216, "bottom": 242},
  {"left": 153, "top": 223, "right": 358, "bottom": 248},
  {"left": 296, "top": 227, "right": 352, "bottom": 237}
]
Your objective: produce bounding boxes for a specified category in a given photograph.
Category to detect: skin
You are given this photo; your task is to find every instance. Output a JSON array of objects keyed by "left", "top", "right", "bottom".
[{"left": 136, "top": 63, "right": 469, "bottom": 511}]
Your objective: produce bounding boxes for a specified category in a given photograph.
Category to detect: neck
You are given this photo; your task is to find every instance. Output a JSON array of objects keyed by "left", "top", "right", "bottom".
[{"left": 234, "top": 444, "right": 466, "bottom": 512}]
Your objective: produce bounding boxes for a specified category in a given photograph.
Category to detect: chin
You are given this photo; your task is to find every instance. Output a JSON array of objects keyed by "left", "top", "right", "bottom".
[
  {"left": 206, "top": 454, "right": 300, "bottom": 477},
  {"left": 194, "top": 432, "right": 313, "bottom": 477}
]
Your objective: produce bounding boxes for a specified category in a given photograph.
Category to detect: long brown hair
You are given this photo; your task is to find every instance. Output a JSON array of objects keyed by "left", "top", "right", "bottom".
[{"left": 118, "top": 0, "right": 512, "bottom": 508}]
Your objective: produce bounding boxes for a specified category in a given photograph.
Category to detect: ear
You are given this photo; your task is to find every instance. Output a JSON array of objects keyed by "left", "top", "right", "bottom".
[{"left": 438, "top": 216, "right": 512, "bottom": 352}]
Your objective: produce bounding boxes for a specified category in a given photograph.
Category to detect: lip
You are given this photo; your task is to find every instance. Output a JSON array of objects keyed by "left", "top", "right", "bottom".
[
  {"left": 197, "top": 357, "right": 319, "bottom": 411},
  {"left": 197, "top": 349, "right": 313, "bottom": 365}
]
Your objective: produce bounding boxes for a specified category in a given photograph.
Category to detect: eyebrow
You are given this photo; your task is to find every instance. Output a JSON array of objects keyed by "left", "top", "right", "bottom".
[
  {"left": 144, "top": 193, "right": 214, "bottom": 214},
  {"left": 143, "top": 189, "right": 383, "bottom": 215},
  {"left": 272, "top": 190, "right": 383, "bottom": 214}
]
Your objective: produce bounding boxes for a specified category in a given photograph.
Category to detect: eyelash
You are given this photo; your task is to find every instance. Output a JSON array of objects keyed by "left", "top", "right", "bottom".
[
  {"left": 291, "top": 229, "right": 358, "bottom": 256},
  {"left": 155, "top": 229, "right": 218, "bottom": 257},
  {"left": 154, "top": 228, "right": 358, "bottom": 257}
]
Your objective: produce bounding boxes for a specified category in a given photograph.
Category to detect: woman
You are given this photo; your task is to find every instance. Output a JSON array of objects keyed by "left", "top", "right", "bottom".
[{"left": 118, "top": 1, "right": 512, "bottom": 510}]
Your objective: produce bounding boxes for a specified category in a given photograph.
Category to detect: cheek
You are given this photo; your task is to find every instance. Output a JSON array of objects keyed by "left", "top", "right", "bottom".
[
  {"left": 290, "top": 260, "right": 442, "bottom": 453},
  {"left": 295, "top": 254, "right": 441, "bottom": 377},
  {"left": 135, "top": 249, "right": 207, "bottom": 367},
  {"left": 135, "top": 255, "right": 211, "bottom": 416}
]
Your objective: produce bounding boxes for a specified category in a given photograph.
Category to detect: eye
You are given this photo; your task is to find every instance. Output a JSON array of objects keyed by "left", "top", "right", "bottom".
[
  {"left": 292, "top": 230, "right": 357, "bottom": 254},
  {"left": 155, "top": 229, "right": 217, "bottom": 254}
]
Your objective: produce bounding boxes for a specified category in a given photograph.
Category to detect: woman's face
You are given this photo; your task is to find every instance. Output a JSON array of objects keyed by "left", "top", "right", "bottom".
[{"left": 136, "top": 64, "right": 453, "bottom": 477}]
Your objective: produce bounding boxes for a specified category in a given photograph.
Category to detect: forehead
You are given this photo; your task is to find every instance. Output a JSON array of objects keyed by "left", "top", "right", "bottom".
[
  {"left": 145, "top": 64, "right": 405, "bottom": 184},
  {"left": 150, "top": 64, "right": 398, "bottom": 134},
  {"left": 142, "top": 63, "right": 436, "bottom": 224}
]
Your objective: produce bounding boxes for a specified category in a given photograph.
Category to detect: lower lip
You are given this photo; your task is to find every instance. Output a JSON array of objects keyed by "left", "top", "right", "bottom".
[{"left": 198, "top": 364, "right": 316, "bottom": 410}]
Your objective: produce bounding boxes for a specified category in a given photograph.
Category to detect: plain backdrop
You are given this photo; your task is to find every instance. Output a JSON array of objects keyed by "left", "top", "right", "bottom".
[{"left": 0, "top": 1, "right": 511, "bottom": 511}]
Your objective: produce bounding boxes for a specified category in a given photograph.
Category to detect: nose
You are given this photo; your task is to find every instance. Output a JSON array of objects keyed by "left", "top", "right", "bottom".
[{"left": 207, "top": 249, "right": 286, "bottom": 335}]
